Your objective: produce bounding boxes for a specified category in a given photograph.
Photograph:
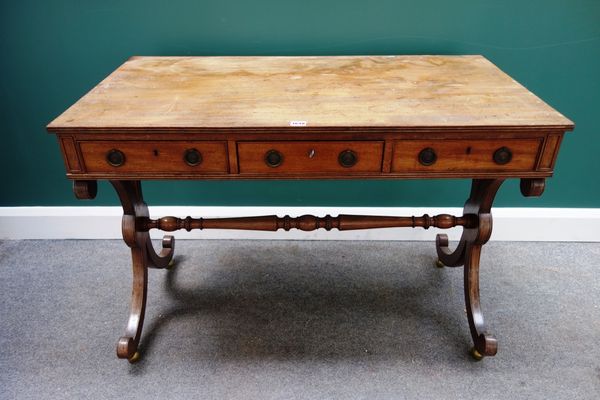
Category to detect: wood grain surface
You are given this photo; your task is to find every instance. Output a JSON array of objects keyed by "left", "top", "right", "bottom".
[{"left": 47, "top": 55, "right": 573, "bottom": 132}]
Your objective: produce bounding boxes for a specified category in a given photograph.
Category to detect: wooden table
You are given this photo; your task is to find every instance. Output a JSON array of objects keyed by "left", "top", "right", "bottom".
[{"left": 47, "top": 55, "right": 573, "bottom": 362}]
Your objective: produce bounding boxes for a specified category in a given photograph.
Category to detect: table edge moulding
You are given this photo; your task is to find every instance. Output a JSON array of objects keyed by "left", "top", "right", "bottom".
[{"left": 47, "top": 55, "right": 574, "bottom": 363}]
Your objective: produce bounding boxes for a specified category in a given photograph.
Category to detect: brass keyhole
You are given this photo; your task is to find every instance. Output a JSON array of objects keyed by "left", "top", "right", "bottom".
[{"left": 308, "top": 149, "right": 315, "bottom": 159}]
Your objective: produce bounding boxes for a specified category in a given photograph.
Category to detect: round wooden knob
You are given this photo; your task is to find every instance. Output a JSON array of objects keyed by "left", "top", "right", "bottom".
[
  {"left": 338, "top": 150, "right": 358, "bottom": 167},
  {"left": 265, "top": 150, "right": 283, "bottom": 167},
  {"left": 418, "top": 147, "right": 437, "bottom": 166},
  {"left": 493, "top": 147, "right": 512, "bottom": 165},
  {"left": 183, "top": 148, "right": 202, "bottom": 166},
  {"left": 106, "top": 149, "right": 125, "bottom": 167}
]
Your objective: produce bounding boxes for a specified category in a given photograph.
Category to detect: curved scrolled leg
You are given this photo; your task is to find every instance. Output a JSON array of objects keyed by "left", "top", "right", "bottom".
[
  {"left": 145, "top": 235, "right": 175, "bottom": 269},
  {"left": 464, "top": 243, "right": 497, "bottom": 359},
  {"left": 435, "top": 179, "right": 504, "bottom": 359},
  {"left": 116, "top": 247, "right": 148, "bottom": 362},
  {"left": 435, "top": 233, "right": 466, "bottom": 267},
  {"left": 109, "top": 180, "right": 176, "bottom": 362},
  {"left": 461, "top": 179, "right": 503, "bottom": 359}
]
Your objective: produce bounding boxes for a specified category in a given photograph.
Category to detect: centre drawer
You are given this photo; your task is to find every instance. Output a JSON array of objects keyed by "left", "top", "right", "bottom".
[
  {"left": 237, "top": 141, "right": 384, "bottom": 174},
  {"left": 78, "top": 140, "right": 229, "bottom": 174}
]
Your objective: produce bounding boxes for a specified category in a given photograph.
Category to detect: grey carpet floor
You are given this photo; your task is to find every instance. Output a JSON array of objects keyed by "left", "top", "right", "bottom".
[{"left": 0, "top": 240, "right": 599, "bottom": 400}]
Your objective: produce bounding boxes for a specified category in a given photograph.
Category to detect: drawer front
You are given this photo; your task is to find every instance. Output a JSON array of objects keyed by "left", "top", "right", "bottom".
[
  {"left": 237, "top": 141, "right": 384, "bottom": 174},
  {"left": 391, "top": 139, "right": 542, "bottom": 173},
  {"left": 79, "top": 141, "right": 229, "bottom": 174}
]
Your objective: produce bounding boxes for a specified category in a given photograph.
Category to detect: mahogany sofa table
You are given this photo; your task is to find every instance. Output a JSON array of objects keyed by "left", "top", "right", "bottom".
[{"left": 47, "top": 55, "right": 573, "bottom": 362}]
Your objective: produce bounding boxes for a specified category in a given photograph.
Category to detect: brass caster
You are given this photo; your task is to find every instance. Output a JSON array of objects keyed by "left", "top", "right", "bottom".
[
  {"left": 435, "top": 258, "right": 445, "bottom": 268},
  {"left": 469, "top": 347, "right": 484, "bottom": 361},
  {"left": 167, "top": 259, "right": 176, "bottom": 269},
  {"left": 128, "top": 351, "right": 141, "bottom": 364}
]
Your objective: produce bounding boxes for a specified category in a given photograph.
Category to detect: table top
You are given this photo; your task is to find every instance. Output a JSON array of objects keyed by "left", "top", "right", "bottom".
[{"left": 47, "top": 55, "right": 573, "bottom": 133}]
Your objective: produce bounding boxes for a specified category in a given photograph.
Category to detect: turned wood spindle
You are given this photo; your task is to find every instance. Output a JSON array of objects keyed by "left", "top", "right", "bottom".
[{"left": 140, "top": 213, "right": 476, "bottom": 232}]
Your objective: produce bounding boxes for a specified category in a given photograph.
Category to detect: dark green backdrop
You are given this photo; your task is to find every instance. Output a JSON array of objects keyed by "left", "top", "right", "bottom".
[{"left": 1, "top": 0, "right": 598, "bottom": 207}]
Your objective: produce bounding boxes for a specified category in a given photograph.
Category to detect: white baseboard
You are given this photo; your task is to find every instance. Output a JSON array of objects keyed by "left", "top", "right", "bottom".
[{"left": 0, "top": 206, "right": 598, "bottom": 241}]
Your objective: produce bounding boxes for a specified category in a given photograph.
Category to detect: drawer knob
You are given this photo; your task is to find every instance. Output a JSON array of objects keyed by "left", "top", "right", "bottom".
[
  {"left": 184, "top": 148, "right": 202, "bottom": 166},
  {"left": 493, "top": 147, "right": 512, "bottom": 165},
  {"left": 106, "top": 149, "right": 125, "bottom": 167},
  {"left": 338, "top": 150, "right": 358, "bottom": 168},
  {"left": 418, "top": 147, "right": 437, "bottom": 166},
  {"left": 265, "top": 150, "right": 283, "bottom": 167}
]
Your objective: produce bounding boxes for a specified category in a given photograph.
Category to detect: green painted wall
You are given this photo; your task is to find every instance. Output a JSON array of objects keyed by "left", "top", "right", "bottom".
[{"left": 1, "top": 0, "right": 598, "bottom": 207}]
